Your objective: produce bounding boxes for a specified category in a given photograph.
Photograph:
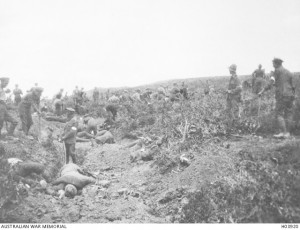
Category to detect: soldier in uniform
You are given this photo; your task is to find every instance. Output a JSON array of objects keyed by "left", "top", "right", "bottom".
[
  {"left": 73, "top": 86, "right": 79, "bottom": 108},
  {"left": 170, "top": 83, "right": 180, "bottom": 102},
  {"left": 204, "top": 80, "right": 211, "bottom": 96},
  {"left": 59, "top": 108, "right": 78, "bottom": 164},
  {"left": 226, "top": 64, "right": 242, "bottom": 132},
  {"left": 18, "top": 87, "right": 43, "bottom": 135},
  {"left": 259, "top": 58, "right": 295, "bottom": 138},
  {"left": 13, "top": 84, "right": 23, "bottom": 105},
  {"left": 53, "top": 94, "right": 64, "bottom": 116},
  {"left": 93, "top": 87, "right": 100, "bottom": 104},
  {"left": 56, "top": 88, "right": 64, "bottom": 99},
  {"left": 180, "top": 82, "right": 188, "bottom": 99},
  {"left": 252, "top": 64, "right": 266, "bottom": 94},
  {"left": 0, "top": 78, "right": 18, "bottom": 138},
  {"left": 250, "top": 64, "right": 266, "bottom": 115}
]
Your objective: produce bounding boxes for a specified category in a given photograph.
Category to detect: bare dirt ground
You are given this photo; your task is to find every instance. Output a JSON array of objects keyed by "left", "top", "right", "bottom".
[
  {"left": 3, "top": 113, "right": 300, "bottom": 223},
  {"left": 1, "top": 99, "right": 300, "bottom": 224}
]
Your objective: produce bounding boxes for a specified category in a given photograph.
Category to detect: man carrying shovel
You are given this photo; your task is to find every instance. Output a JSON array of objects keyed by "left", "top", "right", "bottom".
[{"left": 18, "top": 87, "right": 43, "bottom": 136}]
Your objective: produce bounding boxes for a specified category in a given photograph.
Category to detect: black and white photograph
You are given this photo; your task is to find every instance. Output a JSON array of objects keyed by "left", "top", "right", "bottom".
[{"left": 0, "top": 0, "right": 300, "bottom": 227}]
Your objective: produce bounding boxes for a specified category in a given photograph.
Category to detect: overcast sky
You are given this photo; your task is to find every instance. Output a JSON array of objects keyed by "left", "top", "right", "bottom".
[{"left": 0, "top": 0, "right": 300, "bottom": 97}]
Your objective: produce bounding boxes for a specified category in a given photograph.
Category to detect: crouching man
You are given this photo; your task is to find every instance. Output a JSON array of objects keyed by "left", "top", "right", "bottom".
[{"left": 60, "top": 108, "right": 78, "bottom": 164}]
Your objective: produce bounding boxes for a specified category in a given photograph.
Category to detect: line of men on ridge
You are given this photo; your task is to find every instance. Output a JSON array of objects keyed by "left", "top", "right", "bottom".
[{"left": 0, "top": 57, "right": 298, "bottom": 144}]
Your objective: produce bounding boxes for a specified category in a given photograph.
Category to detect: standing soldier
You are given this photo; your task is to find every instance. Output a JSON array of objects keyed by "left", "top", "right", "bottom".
[
  {"left": 170, "top": 83, "right": 180, "bottom": 102},
  {"left": 180, "top": 82, "right": 188, "bottom": 99},
  {"left": 106, "top": 89, "right": 110, "bottom": 100},
  {"left": 73, "top": 86, "right": 79, "bottom": 107},
  {"left": 53, "top": 94, "right": 64, "bottom": 116},
  {"left": 18, "top": 87, "right": 43, "bottom": 136},
  {"left": 259, "top": 58, "right": 295, "bottom": 138},
  {"left": 75, "top": 88, "right": 85, "bottom": 114},
  {"left": 59, "top": 108, "right": 78, "bottom": 164},
  {"left": 63, "top": 92, "right": 68, "bottom": 101},
  {"left": 56, "top": 88, "right": 64, "bottom": 99},
  {"left": 251, "top": 64, "right": 266, "bottom": 115},
  {"left": 226, "top": 64, "right": 242, "bottom": 133},
  {"left": 204, "top": 80, "right": 211, "bottom": 95},
  {"left": 13, "top": 84, "right": 23, "bottom": 105},
  {"left": 29, "top": 83, "right": 39, "bottom": 92},
  {"left": 158, "top": 85, "right": 166, "bottom": 96},
  {"left": 252, "top": 64, "right": 266, "bottom": 94},
  {"left": 93, "top": 87, "right": 100, "bottom": 104},
  {"left": 0, "top": 78, "right": 18, "bottom": 138}
]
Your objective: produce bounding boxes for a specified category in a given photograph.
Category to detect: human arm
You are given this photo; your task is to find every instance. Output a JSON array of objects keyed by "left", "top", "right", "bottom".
[
  {"left": 258, "top": 76, "right": 275, "bottom": 96},
  {"left": 228, "top": 77, "right": 242, "bottom": 94},
  {"left": 32, "top": 103, "right": 41, "bottom": 115},
  {"left": 61, "top": 126, "right": 77, "bottom": 141}
]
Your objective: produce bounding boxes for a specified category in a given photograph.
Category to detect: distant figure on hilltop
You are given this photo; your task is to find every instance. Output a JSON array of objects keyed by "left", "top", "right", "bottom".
[
  {"left": 180, "top": 82, "right": 188, "bottom": 99},
  {"left": 226, "top": 64, "right": 242, "bottom": 133},
  {"left": 13, "top": 84, "right": 23, "bottom": 105},
  {"left": 56, "top": 88, "right": 64, "bottom": 99},
  {"left": 53, "top": 94, "right": 64, "bottom": 116},
  {"left": 18, "top": 87, "right": 43, "bottom": 136},
  {"left": 252, "top": 64, "right": 266, "bottom": 95},
  {"left": 204, "top": 80, "right": 211, "bottom": 96},
  {"left": 0, "top": 78, "right": 18, "bottom": 138},
  {"left": 93, "top": 87, "right": 100, "bottom": 104},
  {"left": 29, "top": 83, "right": 39, "bottom": 92},
  {"left": 170, "top": 83, "right": 180, "bottom": 102}
]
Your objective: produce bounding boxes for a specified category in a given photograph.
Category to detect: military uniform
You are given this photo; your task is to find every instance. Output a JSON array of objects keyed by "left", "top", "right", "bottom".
[
  {"left": 62, "top": 115, "right": 78, "bottom": 164},
  {"left": 293, "top": 96, "right": 300, "bottom": 129},
  {"left": 106, "top": 104, "right": 118, "bottom": 121},
  {"left": 170, "top": 86, "right": 180, "bottom": 102},
  {"left": 93, "top": 89, "right": 100, "bottom": 103},
  {"left": 226, "top": 64, "right": 242, "bottom": 131},
  {"left": 13, "top": 88, "right": 23, "bottom": 105},
  {"left": 53, "top": 98, "right": 63, "bottom": 116},
  {"left": 18, "top": 92, "right": 40, "bottom": 135},
  {"left": 132, "top": 92, "right": 141, "bottom": 102},
  {"left": 252, "top": 68, "right": 266, "bottom": 94},
  {"left": 227, "top": 74, "right": 242, "bottom": 120},
  {"left": 0, "top": 87, "right": 18, "bottom": 136},
  {"left": 264, "top": 65, "right": 295, "bottom": 133},
  {"left": 180, "top": 86, "right": 188, "bottom": 99}
]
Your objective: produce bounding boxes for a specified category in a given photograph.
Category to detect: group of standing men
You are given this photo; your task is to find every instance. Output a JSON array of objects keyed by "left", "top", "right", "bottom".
[
  {"left": 226, "top": 57, "right": 297, "bottom": 138},
  {"left": 0, "top": 78, "right": 43, "bottom": 138}
]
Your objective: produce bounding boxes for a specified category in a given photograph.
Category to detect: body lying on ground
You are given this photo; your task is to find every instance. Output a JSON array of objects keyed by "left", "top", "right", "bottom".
[
  {"left": 52, "top": 163, "right": 95, "bottom": 197},
  {"left": 76, "top": 117, "right": 98, "bottom": 141}
]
